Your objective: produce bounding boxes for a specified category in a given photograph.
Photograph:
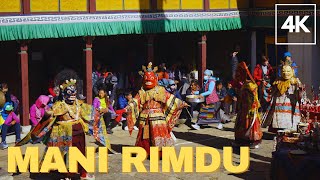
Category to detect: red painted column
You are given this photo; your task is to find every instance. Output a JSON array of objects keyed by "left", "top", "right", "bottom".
[
  {"left": 89, "top": 0, "right": 96, "bottom": 13},
  {"left": 19, "top": 41, "right": 29, "bottom": 126},
  {"left": 147, "top": 35, "right": 155, "bottom": 64},
  {"left": 204, "top": 0, "right": 209, "bottom": 11},
  {"left": 84, "top": 36, "right": 93, "bottom": 105},
  {"left": 198, "top": 32, "right": 207, "bottom": 83},
  {"left": 22, "top": 0, "right": 30, "bottom": 14}
]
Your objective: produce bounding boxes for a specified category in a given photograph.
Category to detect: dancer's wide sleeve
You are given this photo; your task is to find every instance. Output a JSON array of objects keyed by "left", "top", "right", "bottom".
[
  {"left": 164, "top": 91, "right": 184, "bottom": 132},
  {"left": 127, "top": 93, "right": 141, "bottom": 135}
]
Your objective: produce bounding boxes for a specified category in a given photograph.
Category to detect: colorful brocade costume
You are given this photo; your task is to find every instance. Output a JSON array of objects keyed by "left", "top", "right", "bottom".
[
  {"left": 126, "top": 62, "right": 186, "bottom": 155},
  {"left": 262, "top": 64, "right": 302, "bottom": 131},
  {"left": 16, "top": 79, "right": 109, "bottom": 178},
  {"left": 17, "top": 99, "right": 109, "bottom": 153},
  {"left": 233, "top": 62, "right": 263, "bottom": 146},
  {"left": 234, "top": 81, "right": 263, "bottom": 145},
  {"left": 262, "top": 78, "right": 301, "bottom": 131},
  {"left": 127, "top": 85, "right": 184, "bottom": 154}
]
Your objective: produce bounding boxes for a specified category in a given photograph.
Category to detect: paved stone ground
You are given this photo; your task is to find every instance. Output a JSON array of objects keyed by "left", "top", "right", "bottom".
[{"left": 0, "top": 120, "right": 274, "bottom": 180}]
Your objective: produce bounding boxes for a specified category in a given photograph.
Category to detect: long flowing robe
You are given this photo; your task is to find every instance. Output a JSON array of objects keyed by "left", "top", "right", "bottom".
[
  {"left": 234, "top": 81, "right": 263, "bottom": 145},
  {"left": 16, "top": 99, "right": 110, "bottom": 154},
  {"left": 262, "top": 78, "right": 301, "bottom": 131},
  {"left": 126, "top": 86, "right": 184, "bottom": 154}
]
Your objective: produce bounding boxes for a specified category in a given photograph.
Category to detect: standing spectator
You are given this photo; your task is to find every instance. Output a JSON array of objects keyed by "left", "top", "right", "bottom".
[
  {"left": 0, "top": 83, "right": 19, "bottom": 115},
  {"left": 253, "top": 56, "right": 274, "bottom": 111},
  {"left": 216, "top": 81, "right": 231, "bottom": 123},
  {"left": 216, "top": 81, "right": 227, "bottom": 103},
  {"left": 231, "top": 44, "right": 241, "bottom": 79},
  {"left": 30, "top": 95, "right": 50, "bottom": 127},
  {"left": 92, "top": 61, "right": 102, "bottom": 87},
  {"left": 224, "top": 82, "right": 237, "bottom": 115},
  {"left": 0, "top": 102, "right": 21, "bottom": 149},
  {"left": 116, "top": 90, "right": 138, "bottom": 130},
  {"left": 184, "top": 80, "right": 200, "bottom": 127},
  {"left": 192, "top": 69, "right": 225, "bottom": 130}
]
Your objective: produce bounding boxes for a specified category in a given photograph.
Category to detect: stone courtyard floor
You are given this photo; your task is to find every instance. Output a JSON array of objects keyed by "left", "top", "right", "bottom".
[{"left": 0, "top": 121, "right": 274, "bottom": 180}]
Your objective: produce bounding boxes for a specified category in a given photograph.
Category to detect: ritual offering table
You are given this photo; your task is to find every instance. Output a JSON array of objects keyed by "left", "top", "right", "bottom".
[{"left": 271, "top": 130, "right": 320, "bottom": 180}]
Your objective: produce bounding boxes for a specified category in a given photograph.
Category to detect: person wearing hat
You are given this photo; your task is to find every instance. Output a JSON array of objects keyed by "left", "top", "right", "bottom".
[
  {"left": 192, "top": 69, "right": 225, "bottom": 130},
  {"left": 166, "top": 79, "right": 182, "bottom": 100},
  {"left": 0, "top": 102, "right": 21, "bottom": 149},
  {"left": 278, "top": 52, "right": 298, "bottom": 77}
]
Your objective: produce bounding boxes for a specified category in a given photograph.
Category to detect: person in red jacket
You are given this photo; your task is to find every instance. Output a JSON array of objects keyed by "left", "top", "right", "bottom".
[{"left": 253, "top": 56, "right": 274, "bottom": 111}]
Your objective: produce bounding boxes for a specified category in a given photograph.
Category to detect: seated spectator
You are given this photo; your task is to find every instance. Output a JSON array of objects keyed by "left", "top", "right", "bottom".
[
  {"left": 30, "top": 95, "right": 50, "bottom": 127},
  {"left": 0, "top": 83, "right": 19, "bottom": 115},
  {"left": 184, "top": 80, "right": 201, "bottom": 126},
  {"left": 157, "top": 63, "right": 169, "bottom": 80},
  {"left": 93, "top": 87, "right": 117, "bottom": 134},
  {"left": 116, "top": 90, "right": 138, "bottom": 131},
  {"left": 166, "top": 79, "right": 182, "bottom": 100},
  {"left": 0, "top": 102, "right": 20, "bottom": 149},
  {"left": 224, "top": 82, "right": 237, "bottom": 115}
]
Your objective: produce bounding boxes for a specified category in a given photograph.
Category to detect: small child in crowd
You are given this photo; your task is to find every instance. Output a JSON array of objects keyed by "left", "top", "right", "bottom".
[
  {"left": 224, "top": 82, "right": 237, "bottom": 115},
  {"left": 0, "top": 102, "right": 21, "bottom": 149},
  {"left": 116, "top": 90, "right": 138, "bottom": 130}
]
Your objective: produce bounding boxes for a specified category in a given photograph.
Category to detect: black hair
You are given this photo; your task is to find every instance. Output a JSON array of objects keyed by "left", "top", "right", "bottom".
[
  {"left": 190, "top": 79, "right": 199, "bottom": 85},
  {"left": 98, "top": 85, "right": 107, "bottom": 92},
  {"left": 216, "top": 81, "right": 223, "bottom": 86},
  {"left": 124, "top": 90, "right": 132, "bottom": 97}
]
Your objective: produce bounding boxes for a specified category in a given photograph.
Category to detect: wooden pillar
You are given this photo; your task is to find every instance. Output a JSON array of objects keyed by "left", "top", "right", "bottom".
[
  {"left": 147, "top": 35, "right": 155, "bottom": 64},
  {"left": 198, "top": 32, "right": 207, "bottom": 84},
  {"left": 89, "top": 0, "right": 96, "bottom": 13},
  {"left": 84, "top": 36, "right": 93, "bottom": 105},
  {"left": 204, "top": 0, "right": 209, "bottom": 11},
  {"left": 22, "top": 0, "right": 30, "bottom": 14},
  {"left": 19, "top": 41, "right": 29, "bottom": 126}
]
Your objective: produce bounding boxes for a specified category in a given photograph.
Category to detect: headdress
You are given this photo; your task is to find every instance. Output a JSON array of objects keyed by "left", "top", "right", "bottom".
[
  {"left": 283, "top": 52, "right": 291, "bottom": 58},
  {"left": 138, "top": 62, "right": 158, "bottom": 76},
  {"left": 59, "top": 79, "right": 77, "bottom": 90},
  {"left": 234, "top": 62, "right": 255, "bottom": 84},
  {"left": 54, "top": 69, "right": 81, "bottom": 94}
]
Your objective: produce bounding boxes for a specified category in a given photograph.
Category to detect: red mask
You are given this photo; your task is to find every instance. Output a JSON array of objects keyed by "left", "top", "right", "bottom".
[{"left": 143, "top": 72, "right": 157, "bottom": 89}]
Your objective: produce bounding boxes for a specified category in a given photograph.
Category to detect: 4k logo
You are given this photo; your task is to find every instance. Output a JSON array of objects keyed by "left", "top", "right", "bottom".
[
  {"left": 281, "top": 16, "right": 310, "bottom": 33},
  {"left": 275, "top": 4, "right": 316, "bottom": 45}
]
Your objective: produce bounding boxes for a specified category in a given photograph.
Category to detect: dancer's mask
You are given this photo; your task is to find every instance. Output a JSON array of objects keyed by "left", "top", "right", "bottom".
[
  {"left": 60, "top": 79, "right": 77, "bottom": 104},
  {"left": 139, "top": 62, "right": 158, "bottom": 90}
]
